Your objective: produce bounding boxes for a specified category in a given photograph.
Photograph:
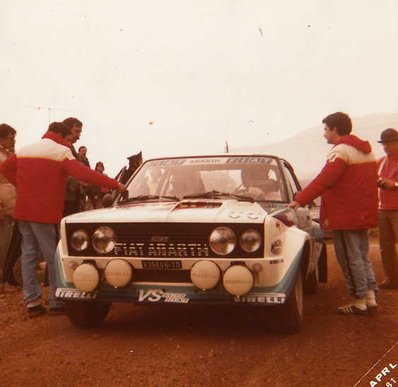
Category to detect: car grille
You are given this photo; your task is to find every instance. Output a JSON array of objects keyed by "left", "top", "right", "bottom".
[{"left": 66, "top": 223, "right": 264, "bottom": 258}]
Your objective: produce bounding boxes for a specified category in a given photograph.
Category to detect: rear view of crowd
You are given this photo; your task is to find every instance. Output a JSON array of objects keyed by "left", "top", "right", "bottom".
[{"left": 0, "top": 119, "right": 126, "bottom": 316}]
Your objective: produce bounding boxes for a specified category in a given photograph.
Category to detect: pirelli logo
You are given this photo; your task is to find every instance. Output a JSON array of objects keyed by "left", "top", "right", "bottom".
[{"left": 56, "top": 288, "right": 98, "bottom": 299}]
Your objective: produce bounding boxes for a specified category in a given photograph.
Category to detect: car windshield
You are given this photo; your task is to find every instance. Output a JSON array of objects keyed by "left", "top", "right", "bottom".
[{"left": 120, "top": 156, "right": 288, "bottom": 203}]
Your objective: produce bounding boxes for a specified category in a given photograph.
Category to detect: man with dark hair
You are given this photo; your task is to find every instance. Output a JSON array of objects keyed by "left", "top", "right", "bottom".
[
  {"left": 0, "top": 123, "right": 17, "bottom": 291},
  {"left": 62, "top": 117, "right": 84, "bottom": 215},
  {"left": 63, "top": 117, "right": 82, "bottom": 158},
  {"left": 78, "top": 146, "right": 90, "bottom": 167},
  {"left": 0, "top": 122, "right": 126, "bottom": 316},
  {"left": 288, "top": 112, "right": 378, "bottom": 315},
  {"left": 376, "top": 128, "right": 398, "bottom": 289}
]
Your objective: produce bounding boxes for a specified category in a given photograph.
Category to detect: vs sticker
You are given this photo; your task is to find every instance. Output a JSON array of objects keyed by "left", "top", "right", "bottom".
[{"left": 138, "top": 289, "right": 189, "bottom": 304}]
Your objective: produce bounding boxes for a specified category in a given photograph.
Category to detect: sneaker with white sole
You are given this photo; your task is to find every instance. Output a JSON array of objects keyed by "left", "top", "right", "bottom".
[{"left": 336, "top": 304, "right": 368, "bottom": 315}]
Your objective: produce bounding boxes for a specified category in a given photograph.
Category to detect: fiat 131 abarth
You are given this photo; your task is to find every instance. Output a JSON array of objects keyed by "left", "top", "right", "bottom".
[{"left": 55, "top": 155, "right": 327, "bottom": 333}]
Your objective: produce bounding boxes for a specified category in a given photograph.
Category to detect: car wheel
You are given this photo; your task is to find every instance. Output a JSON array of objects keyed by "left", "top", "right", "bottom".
[
  {"left": 268, "top": 271, "right": 303, "bottom": 334},
  {"left": 65, "top": 301, "right": 111, "bottom": 328}
]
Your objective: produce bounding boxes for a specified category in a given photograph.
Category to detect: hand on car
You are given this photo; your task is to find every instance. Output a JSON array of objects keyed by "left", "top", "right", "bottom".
[
  {"left": 287, "top": 200, "right": 300, "bottom": 209},
  {"left": 117, "top": 183, "right": 127, "bottom": 192}
]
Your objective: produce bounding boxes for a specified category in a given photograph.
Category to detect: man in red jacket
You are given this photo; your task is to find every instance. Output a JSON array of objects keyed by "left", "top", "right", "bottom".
[
  {"left": 376, "top": 128, "right": 398, "bottom": 289},
  {"left": 289, "top": 112, "right": 378, "bottom": 315},
  {"left": 0, "top": 122, "right": 126, "bottom": 316}
]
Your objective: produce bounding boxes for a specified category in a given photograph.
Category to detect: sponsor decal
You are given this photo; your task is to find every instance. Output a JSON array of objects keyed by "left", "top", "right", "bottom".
[
  {"left": 226, "top": 156, "right": 270, "bottom": 164},
  {"left": 114, "top": 242, "right": 209, "bottom": 258},
  {"left": 56, "top": 288, "right": 98, "bottom": 299},
  {"left": 234, "top": 292, "right": 286, "bottom": 304},
  {"left": 269, "top": 259, "right": 284, "bottom": 265},
  {"left": 138, "top": 289, "right": 190, "bottom": 303}
]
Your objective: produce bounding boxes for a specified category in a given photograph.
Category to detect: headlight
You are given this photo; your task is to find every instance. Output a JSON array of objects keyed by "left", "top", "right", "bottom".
[
  {"left": 209, "top": 227, "right": 236, "bottom": 255},
  {"left": 240, "top": 229, "right": 261, "bottom": 253},
  {"left": 92, "top": 226, "right": 116, "bottom": 254},
  {"left": 70, "top": 229, "right": 89, "bottom": 251}
]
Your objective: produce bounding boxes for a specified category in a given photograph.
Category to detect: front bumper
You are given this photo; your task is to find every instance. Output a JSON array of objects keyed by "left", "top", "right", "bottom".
[{"left": 55, "top": 249, "right": 302, "bottom": 307}]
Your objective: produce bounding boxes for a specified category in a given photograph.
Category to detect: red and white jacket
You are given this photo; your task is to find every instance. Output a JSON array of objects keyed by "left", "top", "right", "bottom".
[
  {"left": 377, "top": 155, "right": 398, "bottom": 210},
  {"left": 295, "top": 135, "right": 377, "bottom": 230},
  {"left": 0, "top": 131, "right": 119, "bottom": 224}
]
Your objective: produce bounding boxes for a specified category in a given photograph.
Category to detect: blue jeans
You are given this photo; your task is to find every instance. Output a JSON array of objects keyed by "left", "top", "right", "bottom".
[
  {"left": 332, "top": 230, "right": 378, "bottom": 299},
  {"left": 18, "top": 220, "right": 62, "bottom": 308}
]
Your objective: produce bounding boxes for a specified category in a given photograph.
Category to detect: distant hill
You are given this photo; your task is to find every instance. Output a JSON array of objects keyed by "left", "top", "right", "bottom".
[{"left": 235, "top": 113, "right": 398, "bottom": 181}]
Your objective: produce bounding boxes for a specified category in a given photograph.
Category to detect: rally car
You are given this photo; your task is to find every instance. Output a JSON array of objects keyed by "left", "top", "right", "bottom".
[{"left": 55, "top": 154, "right": 327, "bottom": 333}]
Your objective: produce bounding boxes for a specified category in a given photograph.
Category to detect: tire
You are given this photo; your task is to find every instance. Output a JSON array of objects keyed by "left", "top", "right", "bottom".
[
  {"left": 268, "top": 271, "right": 303, "bottom": 334},
  {"left": 65, "top": 301, "right": 111, "bottom": 328}
]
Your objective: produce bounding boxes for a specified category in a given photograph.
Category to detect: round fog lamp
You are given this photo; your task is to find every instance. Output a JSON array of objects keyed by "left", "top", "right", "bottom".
[
  {"left": 73, "top": 263, "right": 100, "bottom": 292},
  {"left": 70, "top": 229, "right": 89, "bottom": 251},
  {"left": 209, "top": 227, "right": 236, "bottom": 255},
  {"left": 190, "top": 261, "right": 221, "bottom": 290},
  {"left": 223, "top": 265, "right": 254, "bottom": 296},
  {"left": 92, "top": 226, "right": 116, "bottom": 254},
  {"left": 105, "top": 259, "right": 133, "bottom": 288},
  {"left": 240, "top": 229, "right": 261, "bottom": 253}
]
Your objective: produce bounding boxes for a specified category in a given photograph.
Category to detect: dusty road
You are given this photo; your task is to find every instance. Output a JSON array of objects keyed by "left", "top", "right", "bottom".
[{"left": 0, "top": 240, "right": 397, "bottom": 387}]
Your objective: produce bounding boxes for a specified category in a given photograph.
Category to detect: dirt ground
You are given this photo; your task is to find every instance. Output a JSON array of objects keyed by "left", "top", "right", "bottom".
[{"left": 0, "top": 239, "right": 397, "bottom": 387}]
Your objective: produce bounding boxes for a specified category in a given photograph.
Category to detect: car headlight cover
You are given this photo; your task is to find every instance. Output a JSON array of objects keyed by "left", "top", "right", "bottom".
[
  {"left": 92, "top": 226, "right": 116, "bottom": 254},
  {"left": 240, "top": 229, "right": 261, "bottom": 253},
  {"left": 73, "top": 263, "right": 100, "bottom": 292},
  {"left": 70, "top": 229, "right": 89, "bottom": 251},
  {"left": 209, "top": 227, "right": 236, "bottom": 255}
]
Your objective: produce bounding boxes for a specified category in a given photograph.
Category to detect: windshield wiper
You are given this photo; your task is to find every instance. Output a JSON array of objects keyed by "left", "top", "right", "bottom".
[
  {"left": 183, "top": 190, "right": 254, "bottom": 203},
  {"left": 119, "top": 195, "right": 180, "bottom": 204}
]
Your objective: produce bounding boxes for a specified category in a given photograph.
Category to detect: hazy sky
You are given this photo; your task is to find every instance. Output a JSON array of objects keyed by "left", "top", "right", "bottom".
[{"left": 1, "top": 0, "right": 398, "bottom": 175}]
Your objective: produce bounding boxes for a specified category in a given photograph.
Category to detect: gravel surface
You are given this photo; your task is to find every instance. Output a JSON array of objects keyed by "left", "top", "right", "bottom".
[{"left": 0, "top": 240, "right": 397, "bottom": 387}]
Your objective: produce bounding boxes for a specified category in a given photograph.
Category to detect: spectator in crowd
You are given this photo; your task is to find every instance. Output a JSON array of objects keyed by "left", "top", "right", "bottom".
[
  {"left": 90, "top": 161, "right": 111, "bottom": 208},
  {"left": 63, "top": 118, "right": 84, "bottom": 215},
  {"left": 0, "top": 123, "right": 16, "bottom": 292},
  {"left": 78, "top": 145, "right": 90, "bottom": 167},
  {"left": 376, "top": 128, "right": 398, "bottom": 289},
  {"left": 0, "top": 122, "right": 126, "bottom": 316},
  {"left": 288, "top": 112, "right": 378, "bottom": 315},
  {"left": 77, "top": 146, "right": 94, "bottom": 208},
  {"left": 116, "top": 151, "right": 143, "bottom": 185}
]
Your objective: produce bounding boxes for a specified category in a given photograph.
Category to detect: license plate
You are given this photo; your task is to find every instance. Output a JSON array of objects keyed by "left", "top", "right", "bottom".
[{"left": 142, "top": 260, "right": 182, "bottom": 270}]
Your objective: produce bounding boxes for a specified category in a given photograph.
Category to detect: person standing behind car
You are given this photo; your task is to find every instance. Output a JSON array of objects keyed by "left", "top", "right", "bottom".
[
  {"left": 0, "top": 122, "right": 126, "bottom": 316},
  {"left": 288, "top": 112, "right": 378, "bottom": 315},
  {"left": 77, "top": 145, "right": 90, "bottom": 167},
  {"left": 63, "top": 117, "right": 84, "bottom": 216},
  {"left": 0, "top": 124, "right": 16, "bottom": 292},
  {"left": 376, "top": 128, "right": 398, "bottom": 289},
  {"left": 90, "top": 161, "right": 110, "bottom": 208}
]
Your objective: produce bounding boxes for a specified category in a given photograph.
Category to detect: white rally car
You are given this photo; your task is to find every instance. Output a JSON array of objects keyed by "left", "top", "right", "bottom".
[{"left": 55, "top": 155, "right": 327, "bottom": 333}]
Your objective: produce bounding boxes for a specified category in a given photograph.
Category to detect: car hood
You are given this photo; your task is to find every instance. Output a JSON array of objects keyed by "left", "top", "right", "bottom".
[{"left": 63, "top": 199, "right": 267, "bottom": 224}]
